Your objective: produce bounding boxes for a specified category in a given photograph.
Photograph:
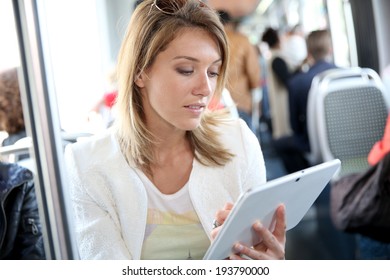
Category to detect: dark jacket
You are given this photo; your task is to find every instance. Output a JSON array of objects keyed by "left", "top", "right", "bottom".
[
  {"left": 287, "top": 60, "right": 337, "bottom": 152},
  {"left": 0, "top": 162, "right": 45, "bottom": 259}
]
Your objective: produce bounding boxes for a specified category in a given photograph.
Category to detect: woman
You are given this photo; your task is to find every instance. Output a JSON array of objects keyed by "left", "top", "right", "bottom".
[
  {"left": 261, "top": 27, "right": 293, "bottom": 140},
  {"left": 65, "top": 0, "right": 285, "bottom": 260}
]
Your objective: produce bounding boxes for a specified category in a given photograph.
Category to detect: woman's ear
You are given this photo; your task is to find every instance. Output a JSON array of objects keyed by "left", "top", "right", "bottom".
[{"left": 135, "top": 72, "right": 146, "bottom": 88}]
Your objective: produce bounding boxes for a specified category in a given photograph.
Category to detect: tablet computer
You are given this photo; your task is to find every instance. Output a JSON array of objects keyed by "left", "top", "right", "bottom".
[{"left": 203, "top": 159, "right": 341, "bottom": 260}]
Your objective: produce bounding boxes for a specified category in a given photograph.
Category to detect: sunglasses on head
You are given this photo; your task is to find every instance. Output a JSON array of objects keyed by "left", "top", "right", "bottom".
[{"left": 151, "top": 0, "right": 207, "bottom": 15}]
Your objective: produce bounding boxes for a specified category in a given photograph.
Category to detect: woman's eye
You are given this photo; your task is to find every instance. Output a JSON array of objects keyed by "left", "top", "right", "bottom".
[
  {"left": 177, "top": 69, "right": 193, "bottom": 75},
  {"left": 208, "top": 71, "right": 220, "bottom": 78}
]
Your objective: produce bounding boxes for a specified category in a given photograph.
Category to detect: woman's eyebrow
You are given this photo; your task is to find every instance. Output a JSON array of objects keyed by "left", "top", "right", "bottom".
[{"left": 172, "top": 56, "right": 222, "bottom": 64}]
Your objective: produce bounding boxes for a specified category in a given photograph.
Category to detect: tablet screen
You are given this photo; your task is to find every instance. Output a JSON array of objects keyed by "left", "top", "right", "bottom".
[{"left": 203, "top": 159, "right": 341, "bottom": 260}]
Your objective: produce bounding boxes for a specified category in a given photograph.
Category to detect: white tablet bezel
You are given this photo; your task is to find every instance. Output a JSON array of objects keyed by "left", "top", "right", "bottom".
[{"left": 203, "top": 159, "right": 341, "bottom": 260}]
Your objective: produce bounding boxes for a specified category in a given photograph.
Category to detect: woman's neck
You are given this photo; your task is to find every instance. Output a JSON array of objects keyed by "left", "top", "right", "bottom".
[{"left": 154, "top": 132, "right": 192, "bottom": 164}]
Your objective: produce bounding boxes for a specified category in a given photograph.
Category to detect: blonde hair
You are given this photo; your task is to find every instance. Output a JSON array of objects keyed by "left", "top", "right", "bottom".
[{"left": 114, "top": 0, "right": 233, "bottom": 171}]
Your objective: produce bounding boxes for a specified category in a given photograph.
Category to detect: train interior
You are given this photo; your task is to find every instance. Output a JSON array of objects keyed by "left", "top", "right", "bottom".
[{"left": 1, "top": 0, "right": 390, "bottom": 259}]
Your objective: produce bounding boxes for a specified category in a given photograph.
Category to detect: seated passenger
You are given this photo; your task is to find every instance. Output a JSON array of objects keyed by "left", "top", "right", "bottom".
[
  {"left": 0, "top": 161, "right": 45, "bottom": 259},
  {"left": 0, "top": 67, "right": 27, "bottom": 149},
  {"left": 273, "top": 30, "right": 337, "bottom": 173},
  {"left": 358, "top": 113, "right": 390, "bottom": 259}
]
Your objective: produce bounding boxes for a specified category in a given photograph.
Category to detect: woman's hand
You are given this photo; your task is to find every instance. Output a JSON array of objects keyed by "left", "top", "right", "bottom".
[
  {"left": 211, "top": 202, "right": 234, "bottom": 240},
  {"left": 229, "top": 204, "right": 286, "bottom": 260}
]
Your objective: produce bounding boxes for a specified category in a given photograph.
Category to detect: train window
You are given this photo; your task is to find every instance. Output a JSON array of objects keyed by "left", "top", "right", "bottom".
[
  {"left": 26, "top": 1, "right": 129, "bottom": 134},
  {"left": 11, "top": 0, "right": 79, "bottom": 259},
  {"left": 5, "top": 0, "right": 134, "bottom": 260},
  {"left": 8, "top": 0, "right": 134, "bottom": 260}
]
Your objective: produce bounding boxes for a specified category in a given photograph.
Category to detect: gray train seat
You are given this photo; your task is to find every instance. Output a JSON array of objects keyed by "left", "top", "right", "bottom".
[{"left": 307, "top": 67, "right": 390, "bottom": 178}]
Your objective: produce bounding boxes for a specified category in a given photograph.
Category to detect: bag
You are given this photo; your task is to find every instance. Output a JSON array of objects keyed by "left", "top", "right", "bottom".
[{"left": 330, "top": 152, "right": 390, "bottom": 243}]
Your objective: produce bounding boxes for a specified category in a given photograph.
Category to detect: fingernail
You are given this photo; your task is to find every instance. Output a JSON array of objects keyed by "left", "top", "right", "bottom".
[
  {"left": 234, "top": 243, "right": 243, "bottom": 252},
  {"left": 254, "top": 221, "right": 263, "bottom": 230}
]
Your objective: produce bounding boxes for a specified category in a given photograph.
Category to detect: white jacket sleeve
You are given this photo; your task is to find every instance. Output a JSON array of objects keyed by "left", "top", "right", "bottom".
[
  {"left": 64, "top": 145, "right": 133, "bottom": 260},
  {"left": 238, "top": 119, "right": 267, "bottom": 191}
]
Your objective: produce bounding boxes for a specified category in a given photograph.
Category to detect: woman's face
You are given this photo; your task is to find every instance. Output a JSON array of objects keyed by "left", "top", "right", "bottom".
[{"left": 136, "top": 28, "right": 221, "bottom": 132}]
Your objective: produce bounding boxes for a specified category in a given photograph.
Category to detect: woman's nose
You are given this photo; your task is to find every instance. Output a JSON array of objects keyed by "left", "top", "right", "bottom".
[{"left": 193, "top": 73, "right": 212, "bottom": 96}]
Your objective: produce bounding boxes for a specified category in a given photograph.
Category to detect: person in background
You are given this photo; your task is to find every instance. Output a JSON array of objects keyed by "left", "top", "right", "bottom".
[
  {"left": 65, "top": 0, "right": 286, "bottom": 260},
  {"left": 0, "top": 159, "right": 45, "bottom": 260},
  {"left": 261, "top": 27, "right": 293, "bottom": 140},
  {"left": 357, "top": 113, "right": 390, "bottom": 260},
  {"left": 218, "top": 10, "right": 261, "bottom": 131},
  {"left": 368, "top": 114, "right": 390, "bottom": 166},
  {"left": 0, "top": 67, "right": 27, "bottom": 147},
  {"left": 207, "top": 87, "right": 239, "bottom": 119},
  {"left": 282, "top": 24, "right": 307, "bottom": 71},
  {"left": 89, "top": 67, "right": 118, "bottom": 128},
  {"left": 273, "top": 29, "right": 336, "bottom": 174},
  {"left": 0, "top": 68, "right": 45, "bottom": 260}
]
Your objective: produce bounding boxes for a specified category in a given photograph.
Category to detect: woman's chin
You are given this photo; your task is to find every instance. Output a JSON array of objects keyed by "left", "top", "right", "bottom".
[{"left": 179, "top": 119, "right": 202, "bottom": 131}]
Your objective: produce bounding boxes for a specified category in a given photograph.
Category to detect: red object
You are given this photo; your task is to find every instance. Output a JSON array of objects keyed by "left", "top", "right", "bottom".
[
  {"left": 368, "top": 114, "right": 390, "bottom": 166},
  {"left": 208, "top": 96, "right": 225, "bottom": 111},
  {"left": 104, "top": 90, "right": 118, "bottom": 108}
]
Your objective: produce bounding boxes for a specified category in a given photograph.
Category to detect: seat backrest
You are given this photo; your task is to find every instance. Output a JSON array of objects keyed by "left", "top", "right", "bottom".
[
  {"left": 307, "top": 69, "right": 336, "bottom": 165},
  {"left": 307, "top": 68, "right": 367, "bottom": 165},
  {"left": 0, "top": 136, "right": 32, "bottom": 163},
  {"left": 0, "top": 136, "right": 36, "bottom": 173},
  {"left": 307, "top": 67, "right": 390, "bottom": 178}
]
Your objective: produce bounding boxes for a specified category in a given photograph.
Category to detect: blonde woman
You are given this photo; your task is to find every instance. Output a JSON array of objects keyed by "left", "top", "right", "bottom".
[{"left": 65, "top": 0, "right": 286, "bottom": 260}]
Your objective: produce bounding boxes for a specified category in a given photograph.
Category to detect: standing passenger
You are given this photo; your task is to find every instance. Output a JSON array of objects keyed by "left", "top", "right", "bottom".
[
  {"left": 64, "top": 0, "right": 286, "bottom": 260},
  {"left": 282, "top": 24, "right": 307, "bottom": 71},
  {"left": 218, "top": 10, "right": 261, "bottom": 131},
  {"left": 261, "top": 27, "right": 293, "bottom": 140}
]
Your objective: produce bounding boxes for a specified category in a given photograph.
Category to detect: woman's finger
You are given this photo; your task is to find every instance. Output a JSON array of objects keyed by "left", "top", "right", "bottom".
[
  {"left": 272, "top": 204, "right": 287, "bottom": 243},
  {"left": 232, "top": 204, "right": 287, "bottom": 260},
  {"left": 214, "top": 202, "right": 234, "bottom": 227},
  {"left": 211, "top": 202, "right": 234, "bottom": 240}
]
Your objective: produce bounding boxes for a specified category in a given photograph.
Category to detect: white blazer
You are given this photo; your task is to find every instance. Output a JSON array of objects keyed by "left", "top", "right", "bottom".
[{"left": 64, "top": 118, "right": 266, "bottom": 259}]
